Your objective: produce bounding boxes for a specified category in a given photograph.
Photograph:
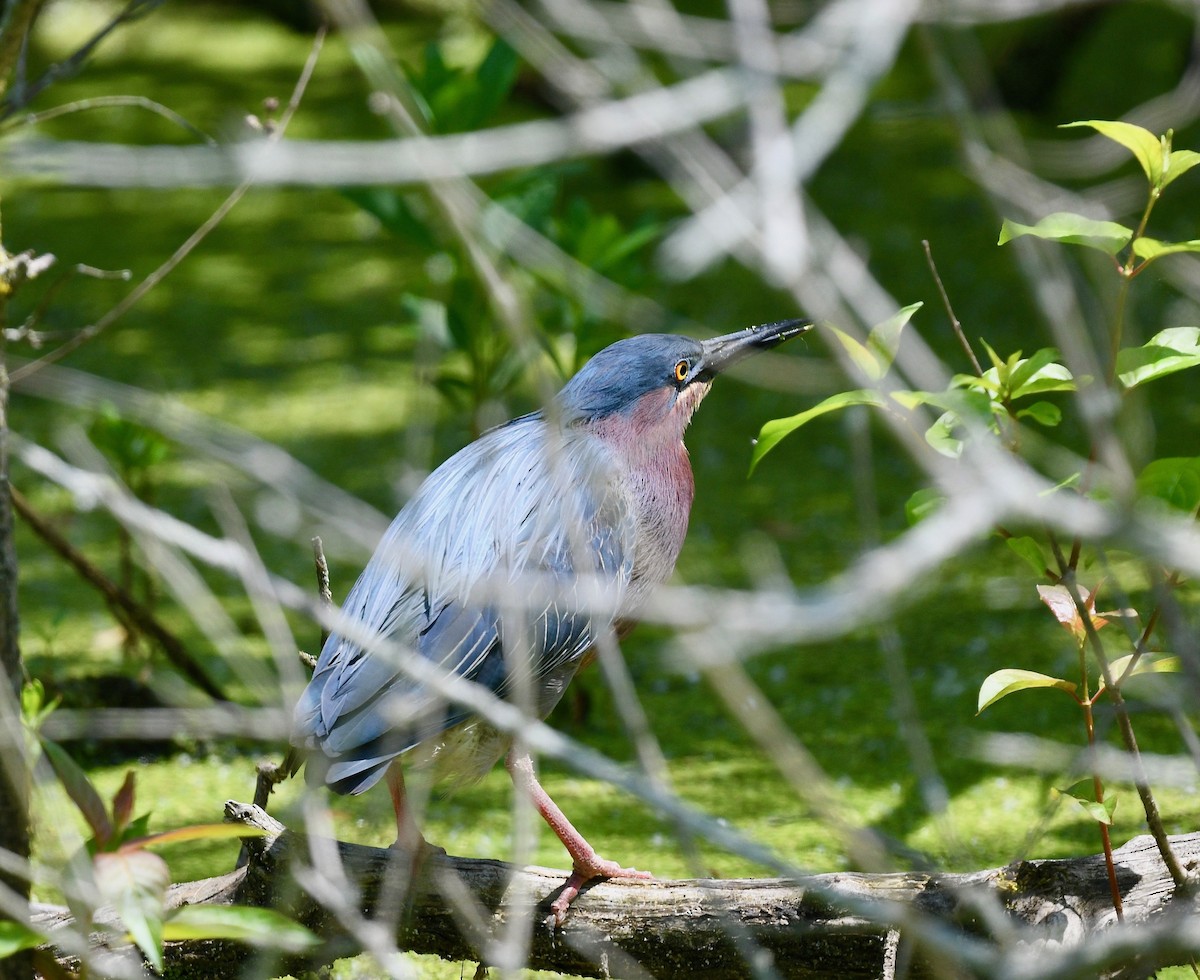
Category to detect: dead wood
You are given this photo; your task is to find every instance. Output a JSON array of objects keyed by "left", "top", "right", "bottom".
[{"left": 27, "top": 802, "right": 1200, "bottom": 978}]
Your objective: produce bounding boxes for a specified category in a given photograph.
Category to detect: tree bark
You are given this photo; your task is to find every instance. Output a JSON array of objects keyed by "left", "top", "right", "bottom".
[
  {"left": 0, "top": 265, "right": 31, "bottom": 979},
  {"left": 29, "top": 803, "right": 1200, "bottom": 979}
]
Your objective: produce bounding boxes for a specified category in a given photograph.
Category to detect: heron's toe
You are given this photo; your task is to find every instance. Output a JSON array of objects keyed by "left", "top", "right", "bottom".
[
  {"left": 590, "top": 858, "right": 653, "bottom": 881},
  {"left": 547, "top": 858, "right": 654, "bottom": 926}
]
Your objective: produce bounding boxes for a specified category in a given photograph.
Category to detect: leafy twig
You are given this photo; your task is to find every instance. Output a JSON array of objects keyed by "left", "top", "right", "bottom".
[{"left": 1061, "top": 571, "right": 1189, "bottom": 889}]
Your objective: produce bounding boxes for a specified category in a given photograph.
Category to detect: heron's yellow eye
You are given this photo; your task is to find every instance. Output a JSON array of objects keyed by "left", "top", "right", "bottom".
[{"left": 673, "top": 360, "right": 689, "bottom": 384}]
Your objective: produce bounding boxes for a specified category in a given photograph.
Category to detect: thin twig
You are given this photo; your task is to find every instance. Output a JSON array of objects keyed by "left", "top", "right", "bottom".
[
  {"left": 10, "top": 484, "right": 227, "bottom": 701},
  {"left": 245, "top": 535, "right": 330, "bottom": 852},
  {"left": 7, "top": 94, "right": 216, "bottom": 144},
  {"left": 239, "top": 642, "right": 315, "bottom": 867},
  {"left": 7, "top": 262, "right": 131, "bottom": 350},
  {"left": 1076, "top": 642, "right": 1124, "bottom": 921},
  {"left": 8, "top": 26, "right": 327, "bottom": 385},
  {"left": 922, "top": 238, "right": 982, "bottom": 376}
]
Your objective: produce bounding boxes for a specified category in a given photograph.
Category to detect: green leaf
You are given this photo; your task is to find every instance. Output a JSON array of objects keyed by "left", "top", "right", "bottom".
[
  {"left": 1005, "top": 536, "right": 1049, "bottom": 576},
  {"left": 909, "top": 389, "right": 993, "bottom": 459},
  {"left": 592, "top": 220, "right": 661, "bottom": 273},
  {"left": 20, "top": 678, "right": 42, "bottom": 722},
  {"left": 1102, "top": 654, "right": 1181, "bottom": 693},
  {"left": 905, "top": 487, "right": 943, "bottom": 525},
  {"left": 117, "top": 813, "right": 153, "bottom": 848},
  {"left": 1003, "top": 211, "right": 1132, "bottom": 254},
  {"left": 1057, "top": 791, "right": 1117, "bottom": 826},
  {"left": 122, "top": 823, "right": 270, "bottom": 851},
  {"left": 998, "top": 212, "right": 1133, "bottom": 256},
  {"left": 1017, "top": 401, "right": 1062, "bottom": 427},
  {"left": 421, "top": 41, "right": 450, "bottom": 93},
  {"left": 1041, "top": 471, "right": 1082, "bottom": 496},
  {"left": 469, "top": 39, "right": 520, "bottom": 128},
  {"left": 1136, "top": 457, "right": 1200, "bottom": 513},
  {"left": 1116, "top": 327, "right": 1200, "bottom": 389},
  {"left": 39, "top": 737, "right": 112, "bottom": 848},
  {"left": 827, "top": 327, "right": 884, "bottom": 381},
  {"left": 162, "top": 906, "right": 319, "bottom": 952},
  {"left": 925, "top": 411, "right": 964, "bottom": 458},
  {"left": 1054, "top": 779, "right": 1118, "bottom": 825},
  {"left": 1163, "top": 148, "right": 1200, "bottom": 189},
  {"left": 865, "top": 302, "right": 921, "bottom": 376},
  {"left": 443, "top": 300, "right": 474, "bottom": 353},
  {"left": 977, "top": 668, "right": 1077, "bottom": 714},
  {"left": 0, "top": 921, "right": 44, "bottom": 959},
  {"left": 1005, "top": 347, "right": 1052, "bottom": 394},
  {"left": 94, "top": 849, "right": 169, "bottom": 972},
  {"left": 20, "top": 679, "right": 58, "bottom": 730},
  {"left": 341, "top": 188, "right": 436, "bottom": 249},
  {"left": 979, "top": 337, "right": 1007, "bottom": 375},
  {"left": 824, "top": 304, "right": 921, "bottom": 383},
  {"left": 88, "top": 405, "right": 171, "bottom": 476},
  {"left": 1007, "top": 350, "right": 1075, "bottom": 398},
  {"left": 1062, "top": 120, "right": 1164, "bottom": 185},
  {"left": 1131, "top": 237, "right": 1200, "bottom": 261},
  {"left": 951, "top": 372, "right": 1002, "bottom": 396},
  {"left": 1108, "top": 656, "right": 1182, "bottom": 705},
  {"left": 749, "top": 390, "right": 886, "bottom": 475},
  {"left": 891, "top": 388, "right": 992, "bottom": 417}
]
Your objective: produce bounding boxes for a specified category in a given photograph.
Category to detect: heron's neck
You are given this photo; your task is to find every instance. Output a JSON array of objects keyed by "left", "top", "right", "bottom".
[
  {"left": 587, "top": 392, "right": 695, "bottom": 487},
  {"left": 587, "top": 402, "right": 695, "bottom": 593}
]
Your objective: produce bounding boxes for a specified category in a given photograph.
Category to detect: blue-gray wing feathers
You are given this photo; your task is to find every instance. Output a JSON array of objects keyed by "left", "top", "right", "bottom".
[{"left": 292, "top": 415, "right": 632, "bottom": 795}]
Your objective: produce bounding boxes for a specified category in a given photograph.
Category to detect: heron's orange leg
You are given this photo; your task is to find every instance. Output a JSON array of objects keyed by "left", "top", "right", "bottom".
[
  {"left": 505, "top": 749, "right": 651, "bottom": 925},
  {"left": 386, "top": 761, "right": 433, "bottom": 853}
]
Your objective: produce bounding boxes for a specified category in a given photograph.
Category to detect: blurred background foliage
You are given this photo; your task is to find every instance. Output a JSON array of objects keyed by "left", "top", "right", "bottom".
[{"left": 3, "top": 0, "right": 1200, "bottom": 973}]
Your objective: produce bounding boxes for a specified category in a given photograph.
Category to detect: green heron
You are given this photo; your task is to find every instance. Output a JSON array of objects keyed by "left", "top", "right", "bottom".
[{"left": 292, "top": 319, "right": 809, "bottom": 922}]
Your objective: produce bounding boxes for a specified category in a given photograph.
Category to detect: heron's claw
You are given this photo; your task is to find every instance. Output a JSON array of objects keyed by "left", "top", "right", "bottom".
[{"left": 548, "top": 858, "right": 653, "bottom": 926}]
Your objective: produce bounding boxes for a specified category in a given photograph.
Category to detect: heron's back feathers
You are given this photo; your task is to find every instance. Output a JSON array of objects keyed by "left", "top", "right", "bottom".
[{"left": 292, "top": 413, "right": 641, "bottom": 794}]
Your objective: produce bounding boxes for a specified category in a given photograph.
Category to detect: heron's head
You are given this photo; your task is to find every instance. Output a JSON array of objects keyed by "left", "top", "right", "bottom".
[{"left": 557, "top": 319, "right": 811, "bottom": 441}]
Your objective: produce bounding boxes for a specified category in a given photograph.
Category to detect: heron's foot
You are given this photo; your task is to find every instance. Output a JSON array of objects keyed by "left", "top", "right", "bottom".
[
  {"left": 388, "top": 835, "right": 447, "bottom": 876},
  {"left": 389, "top": 837, "right": 447, "bottom": 856},
  {"left": 548, "top": 856, "right": 653, "bottom": 926}
]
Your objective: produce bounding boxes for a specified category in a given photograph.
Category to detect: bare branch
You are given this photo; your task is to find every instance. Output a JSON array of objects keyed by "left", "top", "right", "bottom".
[
  {"left": 29, "top": 805, "right": 1200, "bottom": 978},
  {"left": 10, "top": 485, "right": 228, "bottom": 701}
]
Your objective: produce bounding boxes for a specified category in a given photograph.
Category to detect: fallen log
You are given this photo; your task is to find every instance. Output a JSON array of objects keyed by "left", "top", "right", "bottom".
[{"left": 30, "top": 802, "right": 1200, "bottom": 978}]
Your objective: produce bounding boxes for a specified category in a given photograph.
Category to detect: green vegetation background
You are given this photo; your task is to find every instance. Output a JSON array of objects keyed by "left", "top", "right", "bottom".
[{"left": 5, "top": 1, "right": 1200, "bottom": 976}]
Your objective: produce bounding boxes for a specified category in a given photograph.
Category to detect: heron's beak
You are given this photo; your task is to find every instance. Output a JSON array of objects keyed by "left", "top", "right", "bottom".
[{"left": 695, "top": 318, "right": 812, "bottom": 379}]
